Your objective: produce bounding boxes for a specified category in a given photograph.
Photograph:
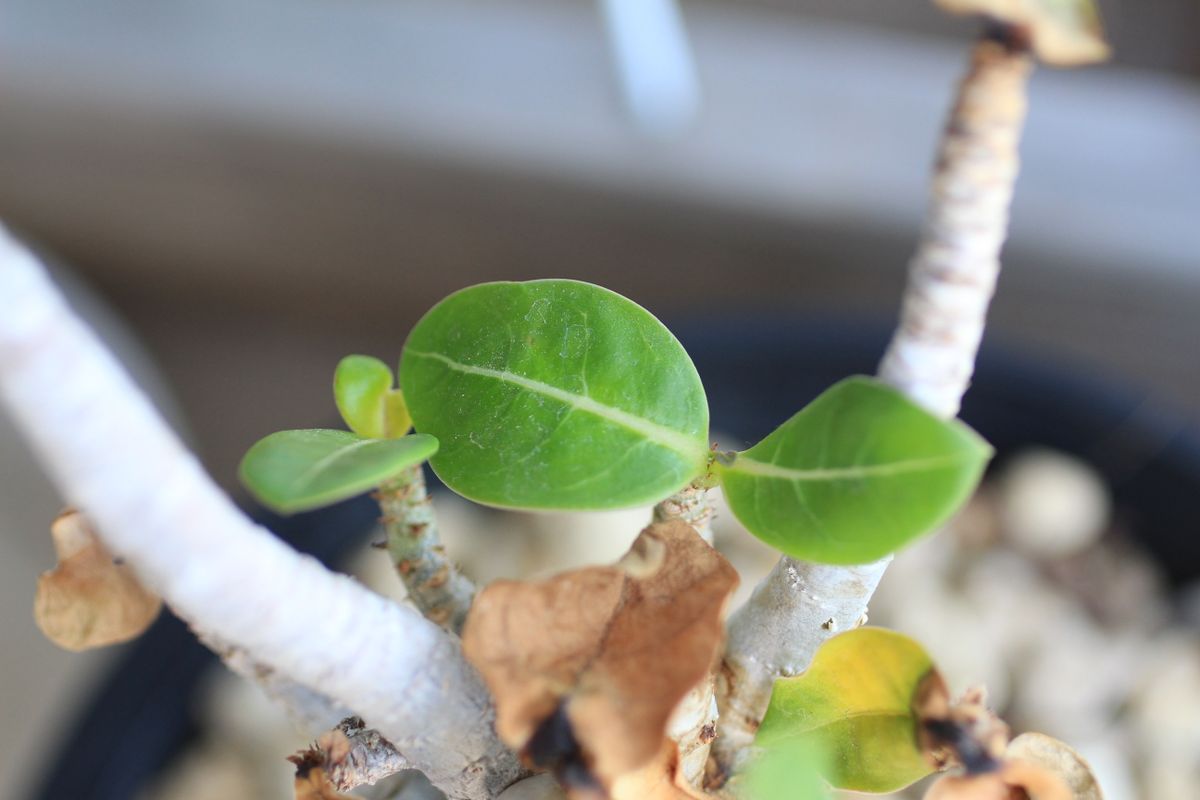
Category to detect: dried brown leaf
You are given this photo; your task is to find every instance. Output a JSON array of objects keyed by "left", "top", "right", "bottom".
[
  {"left": 462, "top": 520, "right": 738, "bottom": 791},
  {"left": 934, "top": 0, "right": 1109, "bottom": 66},
  {"left": 923, "top": 759, "right": 1073, "bottom": 800},
  {"left": 1007, "top": 733, "right": 1102, "bottom": 800},
  {"left": 609, "top": 742, "right": 711, "bottom": 800},
  {"left": 916, "top": 678, "right": 1009, "bottom": 773},
  {"left": 290, "top": 717, "right": 408, "bottom": 793},
  {"left": 291, "top": 754, "right": 354, "bottom": 800},
  {"left": 34, "top": 510, "right": 161, "bottom": 651}
]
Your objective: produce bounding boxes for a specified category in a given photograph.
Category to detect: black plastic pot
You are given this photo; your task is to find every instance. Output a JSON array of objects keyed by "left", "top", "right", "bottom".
[{"left": 28, "top": 317, "right": 1200, "bottom": 800}]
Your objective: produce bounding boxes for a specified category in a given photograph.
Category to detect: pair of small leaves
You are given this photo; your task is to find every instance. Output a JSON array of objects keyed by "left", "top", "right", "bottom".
[
  {"left": 758, "top": 628, "right": 1100, "bottom": 799},
  {"left": 400, "top": 280, "right": 990, "bottom": 565},
  {"left": 240, "top": 358, "right": 435, "bottom": 514}
]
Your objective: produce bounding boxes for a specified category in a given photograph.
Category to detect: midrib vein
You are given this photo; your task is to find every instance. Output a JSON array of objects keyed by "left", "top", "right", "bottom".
[
  {"left": 293, "top": 437, "right": 376, "bottom": 490},
  {"left": 407, "top": 350, "right": 704, "bottom": 459},
  {"left": 730, "top": 453, "right": 966, "bottom": 481}
]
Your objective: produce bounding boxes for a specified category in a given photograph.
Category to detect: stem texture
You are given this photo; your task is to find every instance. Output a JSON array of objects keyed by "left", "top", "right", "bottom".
[{"left": 713, "top": 33, "right": 1033, "bottom": 780}]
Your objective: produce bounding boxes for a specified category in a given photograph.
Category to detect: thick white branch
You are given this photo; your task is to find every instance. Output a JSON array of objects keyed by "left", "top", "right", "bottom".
[
  {"left": 0, "top": 225, "right": 519, "bottom": 799},
  {"left": 715, "top": 34, "right": 1033, "bottom": 779},
  {"left": 713, "top": 556, "right": 890, "bottom": 772}
]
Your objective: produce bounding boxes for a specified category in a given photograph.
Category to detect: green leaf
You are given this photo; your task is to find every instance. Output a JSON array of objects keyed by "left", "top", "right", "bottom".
[
  {"left": 239, "top": 429, "right": 437, "bottom": 514},
  {"left": 334, "top": 355, "right": 412, "bottom": 438},
  {"left": 717, "top": 376, "right": 991, "bottom": 564},
  {"left": 742, "top": 739, "right": 831, "bottom": 800},
  {"left": 757, "top": 627, "right": 936, "bottom": 793},
  {"left": 398, "top": 280, "right": 710, "bottom": 510}
]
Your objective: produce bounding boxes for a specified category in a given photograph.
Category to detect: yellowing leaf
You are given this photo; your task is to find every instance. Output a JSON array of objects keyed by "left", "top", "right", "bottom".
[
  {"left": 757, "top": 628, "right": 936, "bottom": 792},
  {"left": 34, "top": 510, "right": 161, "bottom": 651},
  {"left": 462, "top": 521, "right": 738, "bottom": 791}
]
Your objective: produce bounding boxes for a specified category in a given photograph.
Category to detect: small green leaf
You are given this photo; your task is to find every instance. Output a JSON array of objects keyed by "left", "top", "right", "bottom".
[
  {"left": 757, "top": 628, "right": 936, "bottom": 793},
  {"left": 718, "top": 376, "right": 991, "bottom": 564},
  {"left": 742, "top": 739, "right": 831, "bottom": 800},
  {"left": 398, "top": 280, "right": 709, "bottom": 510},
  {"left": 239, "top": 429, "right": 437, "bottom": 514},
  {"left": 334, "top": 355, "right": 412, "bottom": 438}
]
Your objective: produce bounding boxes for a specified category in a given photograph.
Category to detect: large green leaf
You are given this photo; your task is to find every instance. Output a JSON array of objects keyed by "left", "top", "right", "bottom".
[
  {"left": 717, "top": 376, "right": 990, "bottom": 564},
  {"left": 757, "top": 628, "right": 936, "bottom": 793},
  {"left": 334, "top": 354, "right": 412, "bottom": 438},
  {"left": 398, "top": 280, "right": 710, "bottom": 510},
  {"left": 239, "top": 429, "right": 437, "bottom": 514}
]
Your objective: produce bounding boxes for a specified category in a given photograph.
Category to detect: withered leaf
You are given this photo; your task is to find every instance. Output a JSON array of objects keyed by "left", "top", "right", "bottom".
[
  {"left": 290, "top": 754, "right": 354, "bottom": 800},
  {"left": 609, "top": 742, "right": 710, "bottom": 800},
  {"left": 915, "top": 680, "right": 1009, "bottom": 774},
  {"left": 918, "top": 701, "right": 1079, "bottom": 800},
  {"left": 1007, "top": 733, "right": 1102, "bottom": 800},
  {"left": 462, "top": 520, "right": 738, "bottom": 791},
  {"left": 34, "top": 510, "right": 161, "bottom": 651},
  {"left": 923, "top": 759, "right": 1072, "bottom": 800},
  {"left": 934, "top": 0, "right": 1109, "bottom": 66}
]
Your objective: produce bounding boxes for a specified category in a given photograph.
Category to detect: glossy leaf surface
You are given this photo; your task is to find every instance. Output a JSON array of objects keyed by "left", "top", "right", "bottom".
[
  {"left": 757, "top": 628, "right": 935, "bottom": 793},
  {"left": 399, "top": 280, "right": 709, "bottom": 509},
  {"left": 239, "top": 429, "right": 437, "bottom": 514},
  {"left": 718, "top": 376, "right": 990, "bottom": 564},
  {"left": 334, "top": 355, "right": 412, "bottom": 438}
]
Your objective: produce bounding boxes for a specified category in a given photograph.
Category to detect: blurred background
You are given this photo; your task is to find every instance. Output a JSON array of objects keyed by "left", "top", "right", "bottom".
[{"left": 1, "top": 0, "right": 1198, "bottom": 798}]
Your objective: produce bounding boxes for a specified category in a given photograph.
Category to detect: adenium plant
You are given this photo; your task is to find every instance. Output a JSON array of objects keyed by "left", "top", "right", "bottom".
[{"left": 0, "top": 3, "right": 1113, "bottom": 800}]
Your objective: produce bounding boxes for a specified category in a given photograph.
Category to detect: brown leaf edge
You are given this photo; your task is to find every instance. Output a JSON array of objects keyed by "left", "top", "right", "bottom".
[
  {"left": 463, "top": 520, "right": 738, "bottom": 795},
  {"left": 915, "top": 676, "right": 1085, "bottom": 800},
  {"left": 34, "top": 509, "right": 162, "bottom": 651}
]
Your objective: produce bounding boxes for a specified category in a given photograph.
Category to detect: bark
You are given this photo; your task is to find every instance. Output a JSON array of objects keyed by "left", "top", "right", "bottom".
[
  {"left": 877, "top": 31, "right": 1033, "bottom": 417},
  {"left": 378, "top": 465, "right": 476, "bottom": 634},
  {"left": 0, "top": 224, "right": 520, "bottom": 799},
  {"left": 713, "top": 31, "right": 1033, "bottom": 780}
]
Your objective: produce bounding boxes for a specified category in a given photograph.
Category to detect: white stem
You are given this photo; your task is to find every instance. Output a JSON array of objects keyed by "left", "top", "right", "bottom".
[
  {"left": 713, "top": 557, "right": 890, "bottom": 773},
  {"left": 878, "top": 35, "right": 1032, "bottom": 418},
  {"left": 715, "top": 34, "right": 1032, "bottom": 780},
  {"left": 198, "top": 631, "right": 353, "bottom": 732},
  {"left": 0, "top": 225, "right": 519, "bottom": 799}
]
